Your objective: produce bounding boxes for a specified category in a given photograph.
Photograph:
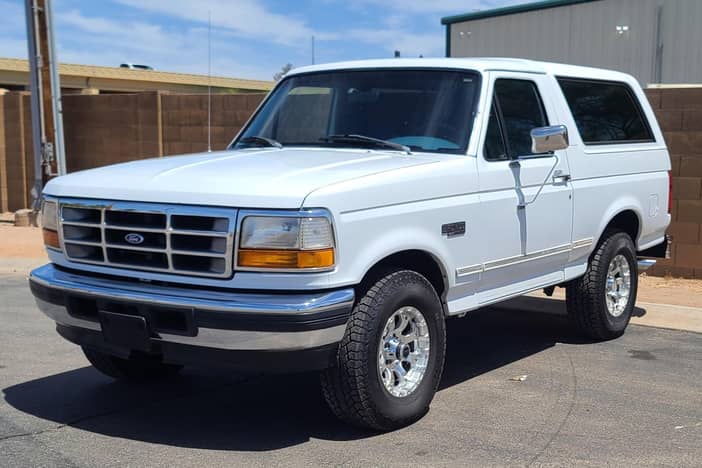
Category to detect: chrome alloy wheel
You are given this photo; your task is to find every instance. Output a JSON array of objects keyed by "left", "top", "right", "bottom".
[
  {"left": 605, "top": 254, "right": 632, "bottom": 317},
  {"left": 378, "top": 306, "right": 430, "bottom": 398}
]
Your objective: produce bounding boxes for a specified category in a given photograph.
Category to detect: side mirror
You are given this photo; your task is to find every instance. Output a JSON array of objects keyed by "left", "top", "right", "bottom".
[{"left": 530, "top": 125, "right": 569, "bottom": 153}]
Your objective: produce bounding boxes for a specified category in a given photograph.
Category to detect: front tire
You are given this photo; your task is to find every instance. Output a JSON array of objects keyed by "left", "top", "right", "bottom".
[
  {"left": 566, "top": 230, "right": 638, "bottom": 340},
  {"left": 320, "top": 269, "right": 446, "bottom": 431},
  {"left": 82, "top": 347, "right": 183, "bottom": 381}
]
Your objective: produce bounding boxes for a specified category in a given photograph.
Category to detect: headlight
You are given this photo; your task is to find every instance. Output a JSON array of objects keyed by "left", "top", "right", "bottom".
[
  {"left": 238, "top": 215, "right": 335, "bottom": 270},
  {"left": 40, "top": 199, "right": 60, "bottom": 249}
]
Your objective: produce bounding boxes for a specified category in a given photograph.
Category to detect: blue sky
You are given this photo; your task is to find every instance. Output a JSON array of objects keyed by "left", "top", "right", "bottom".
[{"left": 0, "top": 0, "right": 522, "bottom": 81}]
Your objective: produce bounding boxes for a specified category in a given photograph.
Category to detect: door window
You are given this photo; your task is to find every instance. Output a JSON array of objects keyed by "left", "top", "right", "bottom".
[{"left": 483, "top": 79, "right": 549, "bottom": 161}]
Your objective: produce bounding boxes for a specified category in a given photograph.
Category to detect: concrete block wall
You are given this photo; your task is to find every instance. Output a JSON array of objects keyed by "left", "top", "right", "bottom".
[
  {"left": 160, "top": 93, "right": 261, "bottom": 155},
  {"left": 62, "top": 92, "right": 163, "bottom": 171},
  {"left": 0, "top": 92, "right": 32, "bottom": 211},
  {"left": 0, "top": 91, "right": 265, "bottom": 213},
  {"left": 645, "top": 88, "right": 702, "bottom": 278}
]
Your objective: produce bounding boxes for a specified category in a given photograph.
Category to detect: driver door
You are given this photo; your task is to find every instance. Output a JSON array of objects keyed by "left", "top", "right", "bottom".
[{"left": 476, "top": 73, "right": 574, "bottom": 304}]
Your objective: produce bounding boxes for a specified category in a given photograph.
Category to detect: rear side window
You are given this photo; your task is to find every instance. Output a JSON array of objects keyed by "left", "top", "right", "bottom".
[{"left": 557, "top": 78, "right": 654, "bottom": 145}]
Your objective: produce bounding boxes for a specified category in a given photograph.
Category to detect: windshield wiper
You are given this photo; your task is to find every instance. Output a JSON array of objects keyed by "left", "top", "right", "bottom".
[
  {"left": 239, "top": 136, "right": 283, "bottom": 148},
  {"left": 322, "top": 134, "right": 411, "bottom": 154}
]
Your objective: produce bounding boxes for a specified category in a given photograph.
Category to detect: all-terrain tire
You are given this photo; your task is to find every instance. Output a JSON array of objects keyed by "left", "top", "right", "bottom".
[
  {"left": 82, "top": 347, "right": 183, "bottom": 381},
  {"left": 320, "top": 269, "right": 446, "bottom": 431},
  {"left": 566, "top": 230, "right": 638, "bottom": 341}
]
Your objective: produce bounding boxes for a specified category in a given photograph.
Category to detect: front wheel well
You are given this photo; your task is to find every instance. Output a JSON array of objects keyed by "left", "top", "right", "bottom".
[{"left": 360, "top": 250, "right": 448, "bottom": 307}]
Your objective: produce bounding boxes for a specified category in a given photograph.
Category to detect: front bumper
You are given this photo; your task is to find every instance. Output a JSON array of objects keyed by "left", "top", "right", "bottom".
[{"left": 29, "top": 264, "right": 354, "bottom": 372}]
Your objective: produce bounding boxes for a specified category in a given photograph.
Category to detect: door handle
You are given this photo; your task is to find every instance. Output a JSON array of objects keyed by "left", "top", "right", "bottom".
[{"left": 552, "top": 170, "right": 571, "bottom": 183}]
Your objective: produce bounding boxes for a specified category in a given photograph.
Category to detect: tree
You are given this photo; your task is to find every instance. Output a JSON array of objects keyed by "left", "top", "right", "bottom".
[{"left": 274, "top": 63, "right": 293, "bottom": 81}]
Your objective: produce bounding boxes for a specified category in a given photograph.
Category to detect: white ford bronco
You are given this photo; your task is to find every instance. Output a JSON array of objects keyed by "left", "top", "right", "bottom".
[{"left": 31, "top": 58, "right": 671, "bottom": 431}]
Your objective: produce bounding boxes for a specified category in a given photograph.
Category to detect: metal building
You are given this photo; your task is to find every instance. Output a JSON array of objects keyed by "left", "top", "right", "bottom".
[{"left": 442, "top": 0, "right": 702, "bottom": 85}]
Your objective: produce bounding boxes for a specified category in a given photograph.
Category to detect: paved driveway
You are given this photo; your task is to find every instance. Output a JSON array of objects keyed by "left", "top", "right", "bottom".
[{"left": 1, "top": 274, "right": 700, "bottom": 467}]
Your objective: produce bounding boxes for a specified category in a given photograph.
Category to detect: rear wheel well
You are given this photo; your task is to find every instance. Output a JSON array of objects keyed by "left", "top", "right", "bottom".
[
  {"left": 360, "top": 250, "right": 447, "bottom": 308},
  {"left": 601, "top": 210, "right": 640, "bottom": 246}
]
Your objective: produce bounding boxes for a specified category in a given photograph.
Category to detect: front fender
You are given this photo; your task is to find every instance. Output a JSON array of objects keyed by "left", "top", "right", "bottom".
[{"left": 336, "top": 218, "right": 453, "bottom": 289}]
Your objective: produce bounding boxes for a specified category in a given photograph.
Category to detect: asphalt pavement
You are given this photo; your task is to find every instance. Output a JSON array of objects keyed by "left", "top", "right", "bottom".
[{"left": 1, "top": 273, "right": 701, "bottom": 467}]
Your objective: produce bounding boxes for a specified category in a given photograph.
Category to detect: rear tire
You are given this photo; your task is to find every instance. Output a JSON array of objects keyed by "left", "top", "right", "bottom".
[
  {"left": 320, "top": 269, "right": 446, "bottom": 431},
  {"left": 566, "top": 230, "right": 638, "bottom": 340},
  {"left": 82, "top": 347, "right": 182, "bottom": 381}
]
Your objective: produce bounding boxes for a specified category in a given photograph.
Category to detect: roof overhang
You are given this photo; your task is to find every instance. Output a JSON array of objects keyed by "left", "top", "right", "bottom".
[
  {"left": 0, "top": 57, "right": 273, "bottom": 92},
  {"left": 441, "top": 0, "right": 600, "bottom": 25}
]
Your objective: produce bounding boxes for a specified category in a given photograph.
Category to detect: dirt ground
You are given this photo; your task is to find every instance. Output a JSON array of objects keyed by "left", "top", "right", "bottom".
[
  {"left": 546, "top": 273, "right": 702, "bottom": 308},
  {"left": 1, "top": 223, "right": 701, "bottom": 308},
  {"left": 631, "top": 274, "right": 702, "bottom": 307},
  {"left": 0, "top": 224, "right": 46, "bottom": 259}
]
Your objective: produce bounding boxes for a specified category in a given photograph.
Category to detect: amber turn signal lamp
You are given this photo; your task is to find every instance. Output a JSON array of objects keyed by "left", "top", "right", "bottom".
[
  {"left": 42, "top": 229, "right": 60, "bottom": 249},
  {"left": 238, "top": 248, "right": 334, "bottom": 269}
]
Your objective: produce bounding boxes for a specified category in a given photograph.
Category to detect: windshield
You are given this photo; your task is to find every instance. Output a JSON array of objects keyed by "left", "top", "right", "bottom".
[{"left": 232, "top": 69, "right": 481, "bottom": 154}]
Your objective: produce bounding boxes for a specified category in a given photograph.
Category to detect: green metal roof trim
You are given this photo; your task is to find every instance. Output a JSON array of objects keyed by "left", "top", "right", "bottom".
[{"left": 441, "top": 0, "right": 600, "bottom": 25}]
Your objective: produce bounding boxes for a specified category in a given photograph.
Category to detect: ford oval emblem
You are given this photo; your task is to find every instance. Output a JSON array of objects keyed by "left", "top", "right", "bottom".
[{"left": 124, "top": 233, "right": 145, "bottom": 245}]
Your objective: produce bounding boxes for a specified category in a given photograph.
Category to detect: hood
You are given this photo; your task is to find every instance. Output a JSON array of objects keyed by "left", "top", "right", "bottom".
[{"left": 45, "top": 148, "right": 440, "bottom": 208}]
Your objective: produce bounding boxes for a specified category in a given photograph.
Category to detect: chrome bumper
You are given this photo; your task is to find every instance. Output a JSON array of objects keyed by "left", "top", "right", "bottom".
[
  {"left": 29, "top": 264, "right": 354, "bottom": 352},
  {"left": 637, "top": 259, "right": 656, "bottom": 273}
]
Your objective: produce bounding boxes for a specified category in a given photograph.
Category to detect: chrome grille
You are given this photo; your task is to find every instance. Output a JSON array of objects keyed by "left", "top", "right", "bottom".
[{"left": 58, "top": 200, "right": 237, "bottom": 278}]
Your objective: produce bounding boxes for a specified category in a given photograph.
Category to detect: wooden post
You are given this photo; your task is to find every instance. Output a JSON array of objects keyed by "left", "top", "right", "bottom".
[
  {"left": 25, "top": 0, "right": 65, "bottom": 213},
  {"left": 35, "top": 0, "right": 58, "bottom": 182}
]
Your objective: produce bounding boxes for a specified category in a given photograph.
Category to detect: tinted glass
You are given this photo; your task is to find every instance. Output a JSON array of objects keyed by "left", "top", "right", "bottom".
[
  {"left": 484, "top": 100, "right": 508, "bottom": 161},
  {"left": 558, "top": 78, "right": 654, "bottom": 144},
  {"left": 483, "top": 79, "right": 548, "bottom": 160},
  {"left": 234, "top": 69, "right": 480, "bottom": 154},
  {"left": 494, "top": 79, "right": 548, "bottom": 156}
]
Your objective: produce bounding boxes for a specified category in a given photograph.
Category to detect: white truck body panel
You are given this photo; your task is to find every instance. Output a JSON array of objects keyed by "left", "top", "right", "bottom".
[{"left": 42, "top": 57, "right": 671, "bottom": 317}]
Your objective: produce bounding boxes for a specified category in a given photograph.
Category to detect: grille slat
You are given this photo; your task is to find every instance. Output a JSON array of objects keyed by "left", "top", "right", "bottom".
[
  {"left": 98, "top": 225, "right": 167, "bottom": 234},
  {"left": 171, "top": 250, "right": 227, "bottom": 258},
  {"left": 59, "top": 201, "right": 237, "bottom": 278},
  {"left": 169, "top": 229, "right": 229, "bottom": 238}
]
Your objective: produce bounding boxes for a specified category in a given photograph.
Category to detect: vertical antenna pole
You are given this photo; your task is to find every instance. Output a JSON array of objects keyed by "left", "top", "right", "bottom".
[
  {"left": 311, "top": 35, "right": 315, "bottom": 65},
  {"left": 207, "top": 10, "right": 212, "bottom": 152}
]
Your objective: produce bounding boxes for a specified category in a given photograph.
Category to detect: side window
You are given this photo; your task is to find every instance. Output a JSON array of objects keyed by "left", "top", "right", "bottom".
[
  {"left": 557, "top": 78, "right": 654, "bottom": 144},
  {"left": 483, "top": 79, "right": 549, "bottom": 161}
]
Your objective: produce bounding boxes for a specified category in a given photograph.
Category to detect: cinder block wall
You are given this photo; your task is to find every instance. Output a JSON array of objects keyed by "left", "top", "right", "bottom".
[
  {"left": 645, "top": 88, "right": 702, "bottom": 278},
  {"left": 160, "top": 94, "right": 261, "bottom": 155},
  {"left": 1, "top": 92, "right": 32, "bottom": 211},
  {"left": 0, "top": 91, "right": 265, "bottom": 213},
  {"left": 62, "top": 92, "right": 163, "bottom": 171}
]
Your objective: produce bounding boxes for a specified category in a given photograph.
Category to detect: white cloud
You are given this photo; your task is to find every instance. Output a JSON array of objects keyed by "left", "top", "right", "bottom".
[
  {"left": 112, "top": 0, "right": 336, "bottom": 45},
  {"left": 52, "top": 9, "right": 273, "bottom": 79}
]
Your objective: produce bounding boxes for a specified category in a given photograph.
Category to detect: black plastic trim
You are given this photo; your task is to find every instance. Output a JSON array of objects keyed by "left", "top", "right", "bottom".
[{"left": 638, "top": 235, "right": 670, "bottom": 259}]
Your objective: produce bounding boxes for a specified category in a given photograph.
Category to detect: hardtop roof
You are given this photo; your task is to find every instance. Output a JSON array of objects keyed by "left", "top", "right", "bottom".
[{"left": 287, "top": 58, "right": 637, "bottom": 85}]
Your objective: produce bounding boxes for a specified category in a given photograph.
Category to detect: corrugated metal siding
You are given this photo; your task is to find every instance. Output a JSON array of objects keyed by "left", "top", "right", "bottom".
[
  {"left": 660, "top": 0, "right": 702, "bottom": 83},
  {"left": 448, "top": 0, "right": 701, "bottom": 85}
]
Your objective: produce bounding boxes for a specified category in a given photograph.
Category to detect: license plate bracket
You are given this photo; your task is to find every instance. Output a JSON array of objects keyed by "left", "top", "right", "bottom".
[{"left": 99, "top": 311, "right": 151, "bottom": 352}]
